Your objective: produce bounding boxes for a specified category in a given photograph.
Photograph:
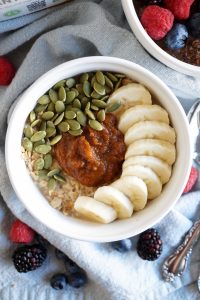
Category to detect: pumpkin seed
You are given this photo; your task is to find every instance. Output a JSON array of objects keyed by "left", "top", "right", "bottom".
[
  {"left": 106, "top": 100, "right": 121, "bottom": 113},
  {"left": 106, "top": 72, "right": 118, "bottom": 82},
  {"left": 31, "top": 131, "right": 46, "bottom": 142},
  {"left": 49, "top": 89, "right": 58, "bottom": 103},
  {"left": 54, "top": 112, "right": 65, "bottom": 125},
  {"left": 97, "top": 109, "right": 105, "bottom": 122},
  {"left": 50, "top": 135, "right": 62, "bottom": 145},
  {"left": 76, "top": 84, "right": 83, "bottom": 94},
  {"left": 48, "top": 178, "right": 57, "bottom": 190},
  {"left": 73, "top": 98, "right": 81, "bottom": 109},
  {"left": 65, "top": 111, "right": 76, "bottom": 120},
  {"left": 24, "top": 125, "right": 33, "bottom": 138},
  {"left": 58, "top": 121, "right": 70, "bottom": 132},
  {"left": 55, "top": 101, "right": 65, "bottom": 113},
  {"left": 66, "top": 91, "right": 76, "bottom": 104},
  {"left": 70, "top": 107, "right": 81, "bottom": 113},
  {"left": 29, "top": 111, "right": 36, "bottom": 123},
  {"left": 85, "top": 102, "right": 90, "bottom": 111},
  {"left": 105, "top": 86, "right": 112, "bottom": 94},
  {"left": 83, "top": 81, "right": 91, "bottom": 97},
  {"left": 91, "top": 90, "right": 101, "bottom": 99},
  {"left": 37, "top": 170, "right": 48, "bottom": 180},
  {"left": 22, "top": 137, "right": 33, "bottom": 152},
  {"left": 47, "top": 168, "right": 60, "bottom": 177},
  {"left": 67, "top": 119, "right": 81, "bottom": 131},
  {"left": 38, "top": 95, "right": 50, "bottom": 105},
  {"left": 35, "top": 144, "right": 51, "bottom": 154},
  {"left": 51, "top": 113, "right": 59, "bottom": 122},
  {"left": 104, "top": 75, "right": 114, "bottom": 89},
  {"left": 91, "top": 105, "right": 99, "bottom": 111},
  {"left": 71, "top": 88, "right": 79, "bottom": 97},
  {"left": 47, "top": 121, "right": 55, "bottom": 128},
  {"left": 47, "top": 102, "right": 55, "bottom": 112},
  {"left": 39, "top": 121, "right": 47, "bottom": 131},
  {"left": 114, "top": 78, "right": 122, "bottom": 91},
  {"left": 85, "top": 109, "right": 95, "bottom": 120},
  {"left": 33, "top": 139, "right": 45, "bottom": 150},
  {"left": 33, "top": 158, "right": 44, "bottom": 170},
  {"left": 95, "top": 71, "right": 105, "bottom": 86},
  {"left": 100, "top": 95, "right": 109, "bottom": 102},
  {"left": 91, "top": 75, "right": 96, "bottom": 87},
  {"left": 46, "top": 127, "right": 56, "bottom": 138},
  {"left": 54, "top": 174, "right": 66, "bottom": 183},
  {"left": 81, "top": 97, "right": 89, "bottom": 110},
  {"left": 76, "top": 111, "right": 87, "bottom": 126},
  {"left": 68, "top": 129, "right": 83, "bottom": 136},
  {"left": 34, "top": 104, "right": 48, "bottom": 113},
  {"left": 92, "top": 99, "right": 107, "bottom": 108},
  {"left": 42, "top": 111, "right": 54, "bottom": 120},
  {"left": 66, "top": 78, "right": 76, "bottom": 88},
  {"left": 80, "top": 73, "right": 89, "bottom": 83},
  {"left": 93, "top": 81, "right": 105, "bottom": 96},
  {"left": 58, "top": 86, "right": 66, "bottom": 102},
  {"left": 89, "top": 120, "right": 103, "bottom": 131},
  {"left": 53, "top": 80, "right": 66, "bottom": 90},
  {"left": 44, "top": 154, "right": 53, "bottom": 169},
  {"left": 115, "top": 73, "right": 126, "bottom": 78}
]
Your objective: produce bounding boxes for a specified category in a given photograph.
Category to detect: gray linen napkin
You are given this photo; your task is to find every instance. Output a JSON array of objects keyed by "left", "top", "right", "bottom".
[{"left": 0, "top": 1, "right": 200, "bottom": 299}]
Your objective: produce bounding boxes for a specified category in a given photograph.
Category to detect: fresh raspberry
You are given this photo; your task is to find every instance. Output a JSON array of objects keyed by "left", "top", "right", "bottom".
[
  {"left": 0, "top": 56, "right": 15, "bottom": 85},
  {"left": 183, "top": 166, "right": 198, "bottom": 194},
  {"left": 163, "top": 0, "right": 195, "bottom": 20},
  {"left": 9, "top": 219, "right": 35, "bottom": 243},
  {"left": 141, "top": 5, "right": 174, "bottom": 40}
]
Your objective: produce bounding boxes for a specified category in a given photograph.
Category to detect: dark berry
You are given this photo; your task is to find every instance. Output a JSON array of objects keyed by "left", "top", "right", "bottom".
[
  {"left": 110, "top": 238, "right": 132, "bottom": 253},
  {"left": 64, "top": 255, "right": 82, "bottom": 274},
  {"left": 187, "top": 13, "right": 200, "bottom": 38},
  {"left": 165, "top": 23, "right": 188, "bottom": 50},
  {"left": 55, "top": 248, "right": 68, "bottom": 261},
  {"left": 137, "top": 228, "right": 162, "bottom": 261},
  {"left": 12, "top": 244, "right": 47, "bottom": 273},
  {"left": 68, "top": 271, "right": 88, "bottom": 288},
  {"left": 50, "top": 273, "right": 68, "bottom": 290}
]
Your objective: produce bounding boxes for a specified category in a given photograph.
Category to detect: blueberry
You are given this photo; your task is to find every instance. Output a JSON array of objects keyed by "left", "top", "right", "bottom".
[
  {"left": 187, "top": 13, "right": 200, "bottom": 39},
  {"left": 68, "top": 271, "right": 88, "bottom": 288},
  {"left": 50, "top": 273, "right": 68, "bottom": 290},
  {"left": 64, "top": 256, "right": 82, "bottom": 274},
  {"left": 165, "top": 23, "right": 188, "bottom": 50},
  {"left": 110, "top": 238, "right": 132, "bottom": 253}
]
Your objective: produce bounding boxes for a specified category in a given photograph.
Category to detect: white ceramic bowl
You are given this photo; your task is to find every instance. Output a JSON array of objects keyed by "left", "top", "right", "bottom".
[
  {"left": 121, "top": 0, "right": 200, "bottom": 77},
  {"left": 5, "top": 56, "right": 192, "bottom": 242}
]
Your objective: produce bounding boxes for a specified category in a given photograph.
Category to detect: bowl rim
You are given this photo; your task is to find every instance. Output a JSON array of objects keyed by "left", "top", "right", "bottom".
[
  {"left": 121, "top": 0, "right": 200, "bottom": 77},
  {"left": 5, "top": 56, "right": 192, "bottom": 242}
]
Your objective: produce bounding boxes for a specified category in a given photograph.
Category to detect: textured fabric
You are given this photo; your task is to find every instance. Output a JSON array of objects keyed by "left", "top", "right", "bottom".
[{"left": 0, "top": 0, "right": 200, "bottom": 299}]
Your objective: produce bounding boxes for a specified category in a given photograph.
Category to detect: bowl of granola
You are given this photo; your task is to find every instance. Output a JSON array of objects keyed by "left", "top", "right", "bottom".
[
  {"left": 5, "top": 56, "right": 192, "bottom": 242},
  {"left": 121, "top": 0, "right": 200, "bottom": 77}
]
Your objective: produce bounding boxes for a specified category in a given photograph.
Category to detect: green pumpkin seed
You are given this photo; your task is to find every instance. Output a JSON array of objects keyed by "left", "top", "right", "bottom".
[
  {"left": 106, "top": 72, "right": 118, "bottom": 82},
  {"left": 42, "top": 111, "right": 54, "bottom": 120},
  {"left": 97, "top": 109, "right": 105, "bottom": 122},
  {"left": 68, "top": 129, "right": 83, "bottom": 136},
  {"left": 91, "top": 105, "right": 99, "bottom": 111},
  {"left": 47, "top": 121, "right": 55, "bottom": 128},
  {"left": 44, "top": 154, "right": 53, "bottom": 169},
  {"left": 89, "top": 120, "right": 103, "bottom": 131},
  {"left": 50, "top": 135, "right": 62, "bottom": 145},
  {"left": 33, "top": 158, "right": 44, "bottom": 171},
  {"left": 55, "top": 101, "right": 65, "bottom": 113},
  {"left": 80, "top": 73, "right": 89, "bottom": 83},
  {"left": 85, "top": 102, "right": 90, "bottom": 111},
  {"left": 105, "top": 86, "right": 112, "bottom": 94},
  {"left": 22, "top": 137, "right": 33, "bottom": 152},
  {"left": 66, "top": 78, "right": 76, "bottom": 88},
  {"left": 71, "top": 88, "right": 79, "bottom": 97},
  {"left": 76, "top": 84, "right": 83, "bottom": 94},
  {"left": 95, "top": 71, "right": 105, "bottom": 86},
  {"left": 48, "top": 178, "right": 57, "bottom": 190},
  {"left": 67, "top": 119, "right": 81, "bottom": 131},
  {"left": 65, "top": 111, "right": 76, "bottom": 120},
  {"left": 114, "top": 78, "right": 122, "bottom": 91},
  {"left": 49, "top": 89, "right": 58, "bottom": 103},
  {"left": 35, "top": 144, "right": 51, "bottom": 154},
  {"left": 24, "top": 125, "right": 33, "bottom": 138},
  {"left": 37, "top": 170, "right": 48, "bottom": 180},
  {"left": 29, "top": 111, "right": 36, "bottom": 123},
  {"left": 70, "top": 107, "right": 81, "bottom": 113},
  {"left": 34, "top": 104, "right": 48, "bottom": 113},
  {"left": 54, "top": 112, "right": 65, "bottom": 125},
  {"left": 83, "top": 81, "right": 91, "bottom": 97},
  {"left": 93, "top": 81, "right": 105, "bottom": 96},
  {"left": 39, "top": 121, "right": 47, "bottom": 131},
  {"left": 73, "top": 98, "right": 81, "bottom": 109},
  {"left": 92, "top": 99, "right": 107, "bottom": 108},
  {"left": 106, "top": 100, "right": 121, "bottom": 113},
  {"left": 91, "top": 90, "right": 101, "bottom": 99},
  {"left": 81, "top": 97, "right": 89, "bottom": 110},
  {"left": 115, "top": 73, "right": 126, "bottom": 78},
  {"left": 31, "top": 131, "right": 46, "bottom": 142},
  {"left": 76, "top": 111, "right": 87, "bottom": 126},
  {"left": 66, "top": 91, "right": 76, "bottom": 104},
  {"left": 33, "top": 139, "right": 45, "bottom": 150},
  {"left": 47, "top": 168, "right": 60, "bottom": 177},
  {"left": 58, "top": 121, "right": 70, "bottom": 132},
  {"left": 85, "top": 109, "right": 95, "bottom": 120},
  {"left": 54, "top": 174, "right": 66, "bottom": 183},
  {"left": 51, "top": 113, "right": 59, "bottom": 122},
  {"left": 100, "top": 95, "right": 109, "bottom": 102},
  {"left": 46, "top": 127, "right": 56, "bottom": 138},
  {"left": 58, "top": 86, "right": 66, "bottom": 102},
  {"left": 47, "top": 102, "right": 55, "bottom": 112},
  {"left": 53, "top": 80, "right": 66, "bottom": 90},
  {"left": 38, "top": 95, "right": 50, "bottom": 105},
  {"left": 104, "top": 75, "right": 114, "bottom": 89},
  {"left": 91, "top": 76, "right": 96, "bottom": 87}
]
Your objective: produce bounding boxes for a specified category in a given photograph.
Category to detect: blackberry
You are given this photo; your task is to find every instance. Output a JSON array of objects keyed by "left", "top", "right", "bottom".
[
  {"left": 12, "top": 244, "right": 47, "bottom": 273},
  {"left": 137, "top": 228, "right": 162, "bottom": 261}
]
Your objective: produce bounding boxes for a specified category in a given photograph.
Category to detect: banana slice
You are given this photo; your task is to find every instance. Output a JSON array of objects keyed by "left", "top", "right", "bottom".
[
  {"left": 74, "top": 196, "right": 117, "bottom": 224},
  {"left": 125, "top": 139, "right": 176, "bottom": 165},
  {"left": 107, "top": 83, "right": 152, "bottom": 118},
  {"left": 111, "top": 176, "right": 148, "bottom": 211},
  {"left": 124, "top": 121, "right": 176, "bottom": 145},
  {"left": 123, "top": 155, "right": 171, "bottom": 184},
  {"left": 118, "top": 104, "right": 170, "bottom": 134},
  {"left": 122, "top": 165, "right": 162, "bottom": 199},
  {"left": 94, "top": 186, "right": 133, "bottom": 219}
]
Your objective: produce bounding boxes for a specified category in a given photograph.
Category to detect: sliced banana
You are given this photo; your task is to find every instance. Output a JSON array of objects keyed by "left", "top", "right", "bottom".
[
  {"left": 122, "top": 165, "right": 162, "bottom": 199},
  {"left": 118, "top": 104, "right": 170, "bottom": 134},
  {"left": 123, "top": 155, "right": 171, "bottom": 184},
  {"left": 124, "top": 121, "right": 176, "bottom": 145},
  {"left": 111, "top": 176, "right": 148, "bottom": 211},
  {"left": 107, "top": 83, "right": 152, "bottom": 118},
  {"left": 74, "top": 196, "right": 117, "bottom": 224},
  {"left": 125, "top": 139, "right": 176, "bottom": 165},
  {"left": 94, "top": 186, "right": 133, "bottom": 219}
]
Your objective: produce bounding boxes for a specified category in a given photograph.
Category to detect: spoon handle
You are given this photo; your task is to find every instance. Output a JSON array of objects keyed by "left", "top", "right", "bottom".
[{"left": 162, "top": 220, "right": 200, "bottom": 282}]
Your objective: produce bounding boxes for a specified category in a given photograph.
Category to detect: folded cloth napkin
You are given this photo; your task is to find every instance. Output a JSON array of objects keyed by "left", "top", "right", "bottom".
[{"left": 0, "top": 0, "right": 200, "bottom": 299}]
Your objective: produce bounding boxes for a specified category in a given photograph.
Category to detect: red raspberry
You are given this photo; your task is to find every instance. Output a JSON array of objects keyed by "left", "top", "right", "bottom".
[
  {"left": 9, "top": 219, "right": 35, "bottom": 243},
  {"left": 0, "top": 56, "right": 15, "bottom": 85},
  {"left": 163, "top": 0, "right": 195, "bottom": 20},
  {"left": 141, "top": 5, "right": 174, "bottom": 40},
  {"left": 183, "top": 166, "right": 198, "bottom": 194}
]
